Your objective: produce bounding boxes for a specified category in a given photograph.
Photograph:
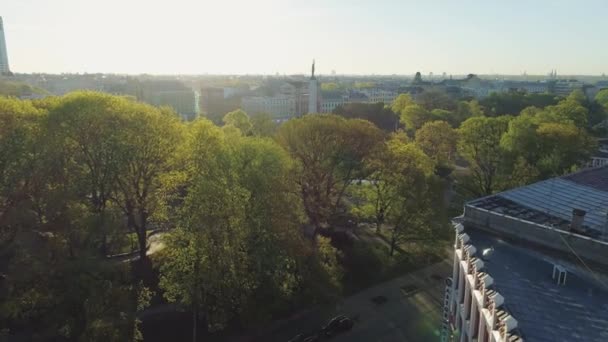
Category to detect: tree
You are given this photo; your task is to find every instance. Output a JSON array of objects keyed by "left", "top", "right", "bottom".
[
  {"left": 480, "top": 91, "right": 558, "bottom": 116},
  {"left": 47, "top": 92, "right": 127, "bottom": 255},
  {"left": 0, "top": 94, "right": 145, "bottom": 341},
  {"left": 399, "top": 103, "right": 436, "bottom": 131},
  {"left": 391, "top": 93, "right": 415, "bottom": 114},
  {"left": 501, "top": 108, "right": 596, "bottom": 179},
  {"left": 537, "top": 92, "right": 589, "bottom": 128},
  {"left": 596, "top": 89, "right": 608, "bottom": 109},
  {"left": 161, "top": 122, "right": 306, "bottom": 337},
  {"left": 113, "top": 103, "right": 183, "bottom": 265},
  {"left": 415, "top": 121, "right": 458, "bottom": 168},
  {"left": 276, "top": 115, "right": 383, "bottom": 233},
  {"left": 458, "top": 116, "right": 511, "bottom": 196},
  {"left": 0, "top": 97, "right": 44, "bottom": 250},
  {"left": 416, "top": 89, "right": 456, "bottom": 111},
  {"left": 333, "top": 102, "right": 399, "bottom": 131},
  {"left": 250, "top": 112, "right": 277, "bottom": 136},
  {"left": 451, "top": 100, "right": 483, "bottom": 127},
  {"left": 223, "top": 109, "right": 252, "bottom": 134},
  {"left": 382, "top": 140, "right": 436, "bottom": 256},
  {"left": 535, "top": 122, "right": 595, "bottom": 176}
]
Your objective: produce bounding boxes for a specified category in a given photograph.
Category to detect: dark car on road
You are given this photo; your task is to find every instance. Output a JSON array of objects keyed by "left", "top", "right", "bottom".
[
  {"left": 287, "top": 332, "right": 321, "bottom": 342},
  {"left": 322, "top": 315, "right": 354, "bottom": 337}
]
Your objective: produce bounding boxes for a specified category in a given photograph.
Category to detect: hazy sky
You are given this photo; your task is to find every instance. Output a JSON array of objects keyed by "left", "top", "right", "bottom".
[{"left": 2, "top": 0, "right": 607, "bottom": 75}]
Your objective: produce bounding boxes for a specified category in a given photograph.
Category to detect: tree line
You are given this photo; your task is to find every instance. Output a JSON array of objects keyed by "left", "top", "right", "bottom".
[{"left": 1, "top": 87, "right": 606, "bottom": 341}]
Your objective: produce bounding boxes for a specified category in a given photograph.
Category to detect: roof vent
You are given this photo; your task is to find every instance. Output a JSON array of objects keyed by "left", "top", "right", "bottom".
[
  {"left": 481, "top": 247, "right": 494, "bottom": 261},
  {"left": 552, "top": 264, "right": 567, "bottom": 286}
]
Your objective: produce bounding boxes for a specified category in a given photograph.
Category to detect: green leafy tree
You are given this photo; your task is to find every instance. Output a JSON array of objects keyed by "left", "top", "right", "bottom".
[
  {"left": 277, "top": 115, "right": 382, "bottom": 233},
  {"left": 415, "top": 120, "right": 458, "bottom": 168},
  {"left": 383, "top": 140, "right": 437, "bottom": 256},
  {"left": 250, "top": 112, "right": 277, "bottom": 136},
  {"left": 333, "top": 102, "right": 399, "bottom": 131},
  {"left": 502, "top": 106, "right": 596, "bottom": 178},
  {"left": 113, "top": 103, "right": 183, "bottom": 265},
  {"left": 537, "top": 92, "right": 589, "bottom": 128},
  {"left": 596, "top": 89, "right": 608, "bottom": 109},
  {"left": 161, "top": 121, "right": 307, "bottom": 337},
  {"left": 223, "top": 109, "right": 252, "bottom": 134},
  {"left": 481, "top": 91, "right": 558, "bottom": 116},
  {"left": 416, "top": 89, "right": 456, "bottom": 111},
  {"left": 391, "top": 93, "right": 415, "bottom": 114},
  {"left": 399, "top": 103, "right": 433, "bottom": 131},
  {"left": 0, "top": 94, "right": 144, "bottom": 341},
  {"left": 458, "top": 116, "right": 511, "bottom": 196},
  {"left": 451, "top": 100, "right": 484, "bottom": 127},
  {"left": 47, "top": 92, "right": 128, "bottom": 255}
]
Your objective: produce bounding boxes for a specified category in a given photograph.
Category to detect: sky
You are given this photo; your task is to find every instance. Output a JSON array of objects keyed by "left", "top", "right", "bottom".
[{"left": 2, "top": 0, "right": 608, "bottom": 75}]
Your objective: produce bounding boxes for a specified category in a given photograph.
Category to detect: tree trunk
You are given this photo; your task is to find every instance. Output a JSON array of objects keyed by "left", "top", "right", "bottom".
[
  {"left": 389, "top": 233, "right": 396, "bottom": 257},
  {"left": 137, "top": 229, "right": 147, "bottom": 262},
  {"left": 192, "top": 307, "right": 198, "bottom": 342}
]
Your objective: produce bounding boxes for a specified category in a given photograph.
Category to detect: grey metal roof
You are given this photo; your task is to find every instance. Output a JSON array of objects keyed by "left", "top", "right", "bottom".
[
  {"left": 499, "top": 178, "right": 608, "bottom": 235},
  {"left": 468, "top": 167, "right": 608, "bottom": 240},
  {"left": 465, "top": 227, "right": 608, "bottom": 342}
]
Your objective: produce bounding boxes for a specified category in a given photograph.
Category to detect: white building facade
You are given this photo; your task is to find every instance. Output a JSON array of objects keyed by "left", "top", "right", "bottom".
[{"left": 444, "top": 224, "right": 521, "bottom": 342}]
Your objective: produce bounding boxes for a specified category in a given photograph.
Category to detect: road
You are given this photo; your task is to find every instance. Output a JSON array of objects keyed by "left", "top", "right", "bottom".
[{"left": 259, "top": 259, "right": 452, "bottom": 342}]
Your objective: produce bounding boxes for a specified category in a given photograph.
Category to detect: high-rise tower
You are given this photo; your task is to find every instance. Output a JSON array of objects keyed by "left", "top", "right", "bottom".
[
  {"left": 308, "top": 60, "right": 319, "bottom": 114},
  {"left": 0, "top": 17, "right": 10, "bottom": 75}
]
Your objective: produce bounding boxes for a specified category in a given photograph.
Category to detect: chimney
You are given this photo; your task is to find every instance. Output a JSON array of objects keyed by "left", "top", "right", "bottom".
[
  {"left": 552, "top": 264, "right": 567, "bottom": 286},
  {"left": 570, "top": 208, "right": 586, "bottom": 233}
]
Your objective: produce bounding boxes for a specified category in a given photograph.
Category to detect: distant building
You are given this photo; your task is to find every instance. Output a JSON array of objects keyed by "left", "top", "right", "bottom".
[
  {"left": 200, "top": 87, "right": 225, "bottom": 115},
  {"left": 552, "top": 79, "right": 584, "bottom": 96},
  {"left": 320, "top": 92, "right": 346, "bottom": 113},
  {"left": 500, "top": 81, "right": 549, "bottom": 94},
  {"left": 281, "top": 81, "right": 308, "bottom": 116},
  {"left": 0, "top": 17, "right": 10, "bottom": 75},
  {"left": 150, "top": 90, "right": 199, "bottom": 121},
  {"left": 590, "top": 138, "right": 608, "bottom": 168},
  {"left": 241, "top": 95, "right": 296, "bottom": 117},
  {"left": 360, "top": 88, "right": 398, "bottom": 104},
  {"left": 444, "top": 167, "right": 608, "bottom": 342}
]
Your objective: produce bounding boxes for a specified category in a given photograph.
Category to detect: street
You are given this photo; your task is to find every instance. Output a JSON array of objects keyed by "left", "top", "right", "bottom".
[{"left": 262, "top": 259, "right": 452, "bottom": 342}]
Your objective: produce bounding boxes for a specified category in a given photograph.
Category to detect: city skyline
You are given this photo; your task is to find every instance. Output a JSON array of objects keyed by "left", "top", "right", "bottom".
[{"left": 2, "top": 0, "right": 608, "bottom": 75}]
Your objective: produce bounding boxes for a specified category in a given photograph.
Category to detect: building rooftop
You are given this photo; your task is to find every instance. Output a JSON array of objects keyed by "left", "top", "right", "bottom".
[
  {"left": 468, "top": 166, "right": 608, "bottom": 241},
  {"left": 464, "top": 226, "right": 608, "bottom": 342}
]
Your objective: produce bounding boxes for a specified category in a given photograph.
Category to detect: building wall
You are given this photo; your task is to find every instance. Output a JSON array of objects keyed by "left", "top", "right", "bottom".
[
  {"left": 445, "top": 225, "right": 521, "bottom": 342},
  {"left": 149, "top": 90, "right": 198, "bottom": 120},
  {"left": 321, "top": 98, "right": 345, "bottom": 113},
  {"left": 242, "top": 95, "right": 296, "bottom": 117}
]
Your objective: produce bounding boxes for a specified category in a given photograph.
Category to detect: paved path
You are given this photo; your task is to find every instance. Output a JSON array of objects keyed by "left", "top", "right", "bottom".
[{"left": 260, "top": 259, "right": 452, "bottom": 342}]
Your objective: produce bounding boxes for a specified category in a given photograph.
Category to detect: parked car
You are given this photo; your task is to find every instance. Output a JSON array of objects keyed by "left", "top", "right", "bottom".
[
  {"left": 287, "top": 334, "right": 304, "bottom": 342},
  {"left": 303, "top": 334, "right": 321, "bottom": 342},
  {"left": 322, "top": 315, "right": 354, "bottom": 337},
  {"left": 288, "top": 332, "right": 320, "bottom": 342}
]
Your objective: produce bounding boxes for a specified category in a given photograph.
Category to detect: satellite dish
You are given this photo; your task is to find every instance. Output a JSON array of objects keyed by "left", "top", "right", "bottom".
[
  {"left": 482, "top": 247, "right": 495, "bottom": 260},
  {"left": 445, "top": 277, "right": 453, "bottom": 287}
]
